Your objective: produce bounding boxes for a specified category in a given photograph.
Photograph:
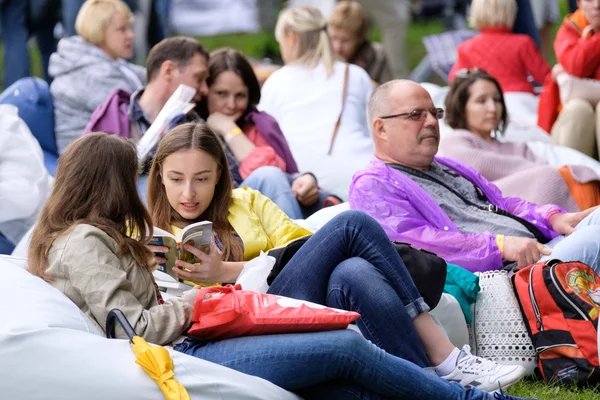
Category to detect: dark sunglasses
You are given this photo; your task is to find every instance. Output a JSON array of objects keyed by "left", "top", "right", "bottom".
[{"left": 379, "top": 108, "right": 445, "bottom": 122}]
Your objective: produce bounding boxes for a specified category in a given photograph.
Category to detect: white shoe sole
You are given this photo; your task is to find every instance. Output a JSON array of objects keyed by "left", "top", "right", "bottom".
[{"left": 482, "top": 365, "right": 527, "bottom": 393}]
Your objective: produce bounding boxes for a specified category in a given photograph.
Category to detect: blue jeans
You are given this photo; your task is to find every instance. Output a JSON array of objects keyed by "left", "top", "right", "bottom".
[
  {"left": 240, "top": 166, "right": 327, "bottom": 220},
  {"left": 0, "top": 232, "right": 15, "bottom": 255},
  {"left": 541, "top": 208, "right": 600, "bottom": 272},
  {"left": 175, "top": 329, "right": 488, "bottom": 400},
  {"left": 268, "top": 210, "right": 431, "bottom": 366},
  {"left": 1, "top": 0, "right": 58, "bottom": 87},
  {"left": 513, "top": 0, "right": 540, "bottom": 48},
  {"left": 137, "top": 174, "right": 149, "bottom": 205}
]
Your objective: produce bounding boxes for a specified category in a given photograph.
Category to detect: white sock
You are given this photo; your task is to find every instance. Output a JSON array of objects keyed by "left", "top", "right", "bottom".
[{"left": 434, "top": 347, "right": 461, "bottom": 376}]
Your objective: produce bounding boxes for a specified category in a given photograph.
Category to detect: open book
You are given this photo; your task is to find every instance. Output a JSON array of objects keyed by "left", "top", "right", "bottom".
[{"left": 149, "top": 221, "right": 213, "bottom": 282}]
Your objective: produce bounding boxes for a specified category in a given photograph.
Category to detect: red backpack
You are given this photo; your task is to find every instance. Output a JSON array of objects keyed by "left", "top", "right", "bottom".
[{"left": 513, "top": 259, "right": 600, "bottom": 386}]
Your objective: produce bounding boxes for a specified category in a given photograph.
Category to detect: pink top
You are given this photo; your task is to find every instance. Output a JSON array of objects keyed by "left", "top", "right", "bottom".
[{"left": 238, "top": 124, "right": 287, "bottom": 179}]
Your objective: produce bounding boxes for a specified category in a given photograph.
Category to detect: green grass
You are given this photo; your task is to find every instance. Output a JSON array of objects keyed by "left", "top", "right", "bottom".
[
  {"left": 506, "top": 377, "right": 600, "bottom": 399},
  {"left": 195, "top": 19, "right": 446, "bottom": 72}
]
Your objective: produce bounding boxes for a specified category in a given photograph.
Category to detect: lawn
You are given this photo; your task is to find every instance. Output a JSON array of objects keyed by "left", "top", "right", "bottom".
[
  {"left": 4, "top": 2, "right": 600, "bottom": 398},
  {"left": 506, "top": 377, "right": 600, "bottom": 400}
]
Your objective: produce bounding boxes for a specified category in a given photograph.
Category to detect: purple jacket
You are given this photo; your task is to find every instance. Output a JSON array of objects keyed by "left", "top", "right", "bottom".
[
  {"left": 83, "top": 89, "right": 131, "bottom": 138},
  {"left": 349, "top": 157, "right": 566, "bottom": 272},
  {"left": 244, "top": 109, "right": 299, "bottom": 174}
]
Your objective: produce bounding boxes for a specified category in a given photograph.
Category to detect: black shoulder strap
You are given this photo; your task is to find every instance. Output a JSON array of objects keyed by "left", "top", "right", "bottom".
[{"left": 387, "top": 163, "right": 549, "bottom": 244}]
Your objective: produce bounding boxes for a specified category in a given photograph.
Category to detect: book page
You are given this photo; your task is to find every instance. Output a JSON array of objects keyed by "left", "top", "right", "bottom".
[
  {"left": 136, "top": 84, "right": 196, "bottom": 162},
  {"left": 179, "top": 221, "right": 212, "bottom": 264}
]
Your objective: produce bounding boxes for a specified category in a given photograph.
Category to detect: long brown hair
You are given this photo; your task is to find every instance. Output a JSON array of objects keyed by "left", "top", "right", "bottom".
[
  {"left": 147, "top": 122, "right": 243, "bottom": 261},
  {"left": 28, "top": 133, "right": 155, "bottom": 281}
]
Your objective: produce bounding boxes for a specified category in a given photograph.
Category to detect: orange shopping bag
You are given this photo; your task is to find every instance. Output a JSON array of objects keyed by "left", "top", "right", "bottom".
[{"left": 187, "top": 284, "right": 360, "bottom": 340}]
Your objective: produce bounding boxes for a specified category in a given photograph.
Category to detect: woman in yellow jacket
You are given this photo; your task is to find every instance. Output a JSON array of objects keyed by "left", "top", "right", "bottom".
[{"left": 144, "top": 122, "right": 526, "bottom": 395}]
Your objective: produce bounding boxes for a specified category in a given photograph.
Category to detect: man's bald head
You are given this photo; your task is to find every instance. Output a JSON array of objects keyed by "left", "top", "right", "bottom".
[
  {"left": 368, "top": 79, "right": 440, "bottom": 169},
  {"left": 367, "top": 80, "right": 427, "bottom": 129}
]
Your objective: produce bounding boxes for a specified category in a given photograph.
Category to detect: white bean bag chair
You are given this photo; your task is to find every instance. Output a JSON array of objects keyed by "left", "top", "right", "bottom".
[
  {"left": 0, "top": 104, "right": 53, "bottom": 246},
  {"left": 0, "top": 255, "right": 300, "bottom": 400}
]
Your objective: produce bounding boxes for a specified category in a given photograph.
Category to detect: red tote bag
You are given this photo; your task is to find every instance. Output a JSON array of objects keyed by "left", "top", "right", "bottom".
[{"left": 187, "top": 284, "right": 360, "bottom": 340}]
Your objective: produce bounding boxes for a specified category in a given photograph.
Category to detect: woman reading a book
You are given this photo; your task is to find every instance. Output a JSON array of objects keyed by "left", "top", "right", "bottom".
[
  {"left": 27, "top": 132, "right": 526, "bottom": 400},
  {"left": 200, "top": 47, "right": 337, "bottom": 219},
  {"left": 145, "top": 122, "right": 528, "bottom": 395}
]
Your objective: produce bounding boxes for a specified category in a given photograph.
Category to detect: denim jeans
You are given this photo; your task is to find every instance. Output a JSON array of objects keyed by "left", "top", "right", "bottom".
[
  {"left": 541, "top": 208, "right": 600, "bottom": 273},
  {"left": 268, "top": 210, "right": 431, "bottom": 366},
  {"left": 136, "top": 174, "right": 149, "bottom": 205},
  {"left": 1, "top": 0, "right": 58, "bottom": 87},
  {"left": 513, "top": 0, "right": 540, "bottom": 48},
  {"left": 0, "top": 232, "right": 15, "bottom": 255},
  {"left": 175, "top": 329, "right": 488, "bottom": 400},
  {"left": 240, "top": 166, "right": 327, "bottom": 220}
]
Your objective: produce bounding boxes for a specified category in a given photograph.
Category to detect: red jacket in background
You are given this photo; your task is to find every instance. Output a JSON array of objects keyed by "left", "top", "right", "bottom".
[
  {"left": 449, "top": 27, "right": 550, "bottom": 94},
  {"left": 538, "top": 10, "right": 600, "bottom": 133}
]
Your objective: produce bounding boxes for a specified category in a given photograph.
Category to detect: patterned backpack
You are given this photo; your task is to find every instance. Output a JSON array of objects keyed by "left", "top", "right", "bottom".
[{"left": 513, "top": 259, "right": 600, "bottom": 386}]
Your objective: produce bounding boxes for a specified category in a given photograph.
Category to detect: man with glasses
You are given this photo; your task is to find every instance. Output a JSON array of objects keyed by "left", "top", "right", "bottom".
[{"left": 349, "top": 79, "right": 600, "bottom": 274}]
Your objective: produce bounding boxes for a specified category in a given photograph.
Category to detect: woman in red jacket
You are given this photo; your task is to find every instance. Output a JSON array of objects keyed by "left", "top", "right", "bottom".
[
  {"left": 538, "top": 1, "right": 600, "bottom": 160},
  {"left": 449, "top": 0, "right": 550, "bottom": 94}
]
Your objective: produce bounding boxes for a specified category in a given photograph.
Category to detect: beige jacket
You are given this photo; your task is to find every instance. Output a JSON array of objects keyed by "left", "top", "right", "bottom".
[{"left": 46, "top": 224, "right": 192, "bottom": 345}]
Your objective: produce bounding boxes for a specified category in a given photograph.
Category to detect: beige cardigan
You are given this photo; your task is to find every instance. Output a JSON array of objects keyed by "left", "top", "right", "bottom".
[{"left": 46, "top": 224, "right": 192, "bottom": 345}]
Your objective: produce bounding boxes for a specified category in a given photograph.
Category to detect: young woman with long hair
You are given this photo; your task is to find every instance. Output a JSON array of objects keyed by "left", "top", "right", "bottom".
[
  {"left": 146, "top": 122, "right": 529, "bottom": 396},
  {"left": 27, "top": 132, "right": 530, "bottom": 400}
]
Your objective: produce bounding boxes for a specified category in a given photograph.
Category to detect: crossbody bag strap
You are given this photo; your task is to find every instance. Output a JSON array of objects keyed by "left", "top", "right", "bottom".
[
  {"left": 388, "top": 163, "right": 549, "bottom": 244},
  {"left": 327, "top": 63, "right": 350, "bottom": 155}
]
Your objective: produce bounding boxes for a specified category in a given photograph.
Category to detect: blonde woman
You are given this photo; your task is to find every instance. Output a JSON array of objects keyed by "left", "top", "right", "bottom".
[
  {"left": 448, "top": 0, "right": 550, "bottom": 94},
  {"left": 50, "top": 0, "right": 146, "bottom": 153},
  {"left": 258, "top": 6, "right": 374, "bottom": 200}
]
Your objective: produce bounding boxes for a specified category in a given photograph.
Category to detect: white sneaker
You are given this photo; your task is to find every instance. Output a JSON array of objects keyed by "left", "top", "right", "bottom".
[{"left": 440, "top": 345, "right": 527, "bottom": 393}]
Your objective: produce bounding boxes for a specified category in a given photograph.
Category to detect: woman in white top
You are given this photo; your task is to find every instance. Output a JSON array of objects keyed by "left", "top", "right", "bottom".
[{"left": 258, "top": 6, "right": 374, "bottom": 200}]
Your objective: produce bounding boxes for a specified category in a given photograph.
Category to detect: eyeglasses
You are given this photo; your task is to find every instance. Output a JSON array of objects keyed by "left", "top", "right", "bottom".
[
  {"left": 379, "top": 108, "right": 445, "bottom": 122},
  {"left": 454, "top": 67, "right": 488, "bottom": 79}
]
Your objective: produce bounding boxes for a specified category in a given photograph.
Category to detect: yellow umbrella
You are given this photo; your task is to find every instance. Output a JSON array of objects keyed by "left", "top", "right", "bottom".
[
  {"left": 131, "top": 336, "right": 190, "bottom": 400},
  {"left": 106, "top": 309, "right": 190, "bottom": 400}
]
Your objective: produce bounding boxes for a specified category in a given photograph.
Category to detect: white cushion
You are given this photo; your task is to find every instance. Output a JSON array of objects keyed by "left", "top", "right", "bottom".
[
  {"left": 295, "top": 202, "right": 350, "bottom": 232},
  {"left": 0, "top": 255, "right": 299, "bottom": 400},
  {"left": 430, "top": 293, "right": 469, "bottom": 348}
]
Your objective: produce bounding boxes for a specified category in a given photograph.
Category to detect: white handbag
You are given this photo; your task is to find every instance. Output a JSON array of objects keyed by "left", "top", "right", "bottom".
[
  {"left": 469, "top": 271, "right": 537, "bottom": 374},
  {"left": 556, "top": 73, "right": 600, "bottom": 105}
]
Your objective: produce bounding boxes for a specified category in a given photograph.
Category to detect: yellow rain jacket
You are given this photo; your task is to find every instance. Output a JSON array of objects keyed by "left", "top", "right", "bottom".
[{"left": 228, "top": 187, "right": 312, "bottom": 260}]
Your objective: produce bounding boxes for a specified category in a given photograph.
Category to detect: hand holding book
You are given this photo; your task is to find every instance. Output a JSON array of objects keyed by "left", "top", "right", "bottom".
[
  {"left": 148, "top": 221, "right": 213, "bottom": 283},
  {"left": 148, "top": 244, "right": 169, "bottom": 265},
  {"left": 173, "top": 242, "right": 223, "bottom": 283}
]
